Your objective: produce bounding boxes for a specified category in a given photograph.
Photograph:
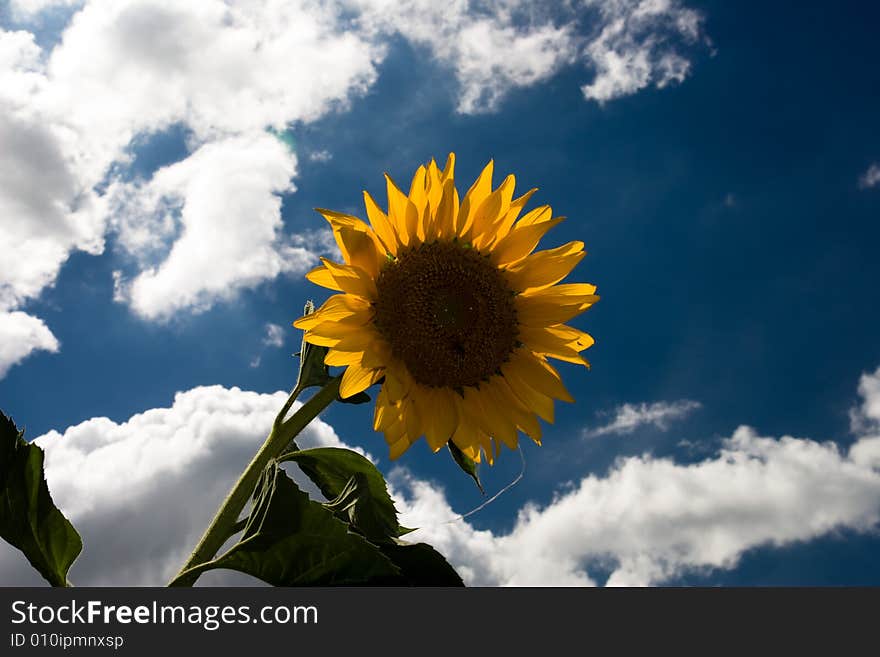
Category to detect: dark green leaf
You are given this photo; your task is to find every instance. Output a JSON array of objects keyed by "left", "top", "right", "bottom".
[
  {"left": 280, "top": 447, "right": 404, "bottom": 542},
  {"left": 295, "top": 301, "right": 332, "bottom": 390},
  {"left": 298, "top": 341, "right": 331, "bottom": 390},
  {"left": 170, "top": 463, "right": 400, "bottom": 586},
  {"left": 380, "top": 542, "right": 464, "bottom": 586},
  {"left": 448, "top": 440, "right": 484, "bottom": 494},
  {"left": 0, "top": 411, "right": 82, "bottom": 587},
  {"left": 336, "top": 390, "right": 371, "bottom": 405}
]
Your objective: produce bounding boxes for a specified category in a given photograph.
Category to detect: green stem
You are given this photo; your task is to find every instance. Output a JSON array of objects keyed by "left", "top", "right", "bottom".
[{"left": 168, "top": 376, "right": 342, "bottom": 586}]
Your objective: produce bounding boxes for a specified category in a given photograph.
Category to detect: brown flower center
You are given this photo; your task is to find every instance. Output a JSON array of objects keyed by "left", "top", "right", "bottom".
[{"left": 373, "top": 241, "right": 519, "bottom": 389}]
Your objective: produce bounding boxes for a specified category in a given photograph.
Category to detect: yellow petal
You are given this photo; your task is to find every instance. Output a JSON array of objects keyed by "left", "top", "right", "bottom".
[
  {"left": 316, "top": 208, "right": 384, "bottom": 277},
  {"left": 305, "top": 264, "right": 342, "bottom": 291},
  {"left": 384, "top": 364, "right": 410, "bottom": 402},
  {"left": 456, "top": 159, "right": 493, "bottom": 237},
  {"left": 433, "top": 178, "right": 458, "bottom": 240},
  {"left": 522, "top": 282, "right": 598, "bottom": 300},
  {"left": 325, "top": 349, "right": 364, "bottom": 367},
  {"left": 507, "top": 350, "right": 574, "bottom": 403},
  {"left": 516, "top": 293, "right": 598, "bottom": 326},
  {"left": 340, "top": 362, "right": 381, "bottom": 399},
  {"left": 319, "top": 258, "right": 378, "bottom": 300},
  {"left": 421, "top": 387, "right": 458, "bottom": 451},
  {"left": 518, "top": 325, "right": 591, "bottom": 367},
  {"left": 293, "top": 294, "right": 370, "bottom": 329},
  {"left": 305, "top": 315, "right": 370, "bottom": 339},
  {"left": 503, "top": 241, "right": 585, "bottom": 292},
  {"left": 373, "top": 387, "right": 397, "bottom": 431},
  {"left": 464, "top": 384, "right": 518, "bottom": 450},
  {"left": 477, "top": 429, "right": 497, "bottom": 465},
  {"left": 491, "top": 375, "right": 542, "bottom": 443},
  {"left": 385, "top": 174, "right": 420, "bottom": 247},
  {"left": 490, "top": 211, "right": 562, "bottom": 266},
  {"left": 335, "top": 225, "right": 382, "bottom": 280},
  {"left": 403, "top": 396, "right": 423, "bottom": 443},
  {"left": 302, "top": 332, "right": 342, "bottom": 348},
  {"left": 316, "top": 208, "right": 369, "bottom": 233},
  {"left": 451, "top": 419, "right": 484, "bottom": 464},
  {"left": 501, "top": 362, "right": 555, "bottom": 423},
  {"left": 492, "top": 188, "right": 538, "bottom": 244},
  {"left": 383, "top": 411, "right": 406, "bottom": 441},
  {"left": 470, "top": 174, "right": 515, "bottom": 249},
  {"left": 440, "top": 153, "right": 455, "bottom": 183},
  {"left": 516, "top": 204, "right": 555, "bottom": 227},
  {"left": 360, "top": 339, "right": 392, "bottom": 369},
  {"left": 388, "top": 435, "right": 412, "bottom": 460},
  {"left": 363, "top": 190, "right": 399, "bottom": 256},
  {"left": 425, "top": 159, "right": 443, "bottom": 215},
  {"left": 408, "top": 165, "right": 428, "bottom": 215},
  {"left": 306, "top": 323, "right": 377, "bottom": 350},
  {"left": 546, "top": 324, "right": 596, "bottom": 352}
]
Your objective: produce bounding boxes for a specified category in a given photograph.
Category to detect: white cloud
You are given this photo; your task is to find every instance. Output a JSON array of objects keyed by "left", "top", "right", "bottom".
[
  {"left": 395, "top": 375, "right": 880, "bottom": 585},
  {"left": 584, "top": 399, "right": 701, "bottom": 438},
  {"left": 262, "top": 323, "right": 286, "bottom": 349},
  {"left": 111, "top": 134, "right": 316, "bottom": 320},
  {"left": 350, "top": 0, "right": 705, "bottom": 113},
  {"left": 7, "top": 0, "right": 82, "bottom": 21},
  {"left": 350, "top": 0, "right": 577, "bottom": 113},
  {"left": 0, "top": 311, "right": 60, "bottom": 378},
  {"left": 308, "top": 149, "right": 333, "bottom": 163},
  {"left": 580, "top": 0, "right": 703, "bottom": 103},
  {"left": 859, "top": 164, "right": 880, "bottom": 189},
  {"left": 4, "top": 369, "right": 880, "bottom": 587},
  {"left": 0, "top": 0, "right": 706, "bottom": 377},
  {"left": 0, "top": 385, "right": 358, "bottom": 586},
  {"left": 0, "top": 30, "right": 108, "bottom": 312},
  {"left": 0, "top": 0, "right": 381, "bottom": 332},
  {"left": 850, "top": 366, "right": 880, "bottom": 467}
]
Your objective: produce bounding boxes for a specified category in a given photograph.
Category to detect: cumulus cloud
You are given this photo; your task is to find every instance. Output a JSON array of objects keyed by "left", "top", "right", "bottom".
[
  {"left": 0, "top": 385, "right": 359, "bottom": 586},
  {"left": 0, "top": 0, "right": 381, "bottom": 334},
  {"left": 351, "top": 0, "right": 578, "bottom": 113},
  {"left": 350, "top": 1, "right": 705, "bottom": 113},
  {"left": 262, "top": 323, "right": 286, "bottom": 349},
  {"left": 0, "top": 30, "right": 107, "bottom": 311},
  {"left": 849, "top": 366, "right": 880, "bottom": 468},
  {"left": 308, "top": 149, "right": 333, "bottom": 163},
  {"left": 111, "top": 134, "right": 315, "bottom": 320},
  {"left": 580, "top": 0, "right": 704, "bottom": 103},
  {"left": 7, "top": 0, "right": 82, "bottom": 21},
  {"left": 250, "top": 322, "right": 288, "bottom": 366},
  {"left": 0, "top": 0, "right": 706, "bottom": 377},
  {"left": 859, "top": 163, "right": 880, "bottom": 189},
  {"left": 395, "top": 424, "right": 880, "bottom": 586},
  {"left": 584, "top": 399, "right": 701, "bottom": 438},
  {"left": 4, "top": 369, "right": 880, "bottom": 587},
  {"left": 0, "top": 311, "right": 60, "bottom": 378},
  {"left": 396, "top": 370, "right": 880, "bottom": 586}
]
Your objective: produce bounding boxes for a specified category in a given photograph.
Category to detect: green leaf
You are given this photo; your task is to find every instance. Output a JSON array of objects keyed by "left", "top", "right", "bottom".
[
  {"left": 298, "top": 341, "right": 331, "bottom": 390},
  {"left": 336, "top": 390, "right": 371, "bottom": 405},
  {"left": 279, "top": 447, "right": 404, "bottom": 542},
  {"left": 448, "top": 440, "right": 484, "bottom": 494},
  {"left": 0, "top": 411, "right": 82, "bottom": 587},
  {"left": 380, "top": 542, "right": 464, "bottom": 586},
  {"left": 170, "top": 463, "right": 400, "bottom": 586},
  {"left": 296, "top": 301, "right": 332, "bottom": 390}
]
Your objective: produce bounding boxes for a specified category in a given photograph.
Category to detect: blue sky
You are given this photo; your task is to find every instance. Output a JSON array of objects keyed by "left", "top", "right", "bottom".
[{"left": 2, "top": 0, "right": 880, "bottom": 586}]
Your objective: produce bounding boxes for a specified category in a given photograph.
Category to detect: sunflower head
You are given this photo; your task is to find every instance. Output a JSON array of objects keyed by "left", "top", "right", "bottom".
[{"left": 295, "top": 154, "right": 598, "bottom": 464}]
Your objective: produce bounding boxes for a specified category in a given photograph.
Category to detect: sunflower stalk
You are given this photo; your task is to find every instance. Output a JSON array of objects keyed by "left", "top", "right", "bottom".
[{"left": 168, "top": 307, "right": 342, "bottom": 586}]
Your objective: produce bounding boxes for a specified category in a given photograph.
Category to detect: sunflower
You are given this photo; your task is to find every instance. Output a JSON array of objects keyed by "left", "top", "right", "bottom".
[{"left": 294, "top": 154, "right": 598, "bottom": 463}]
